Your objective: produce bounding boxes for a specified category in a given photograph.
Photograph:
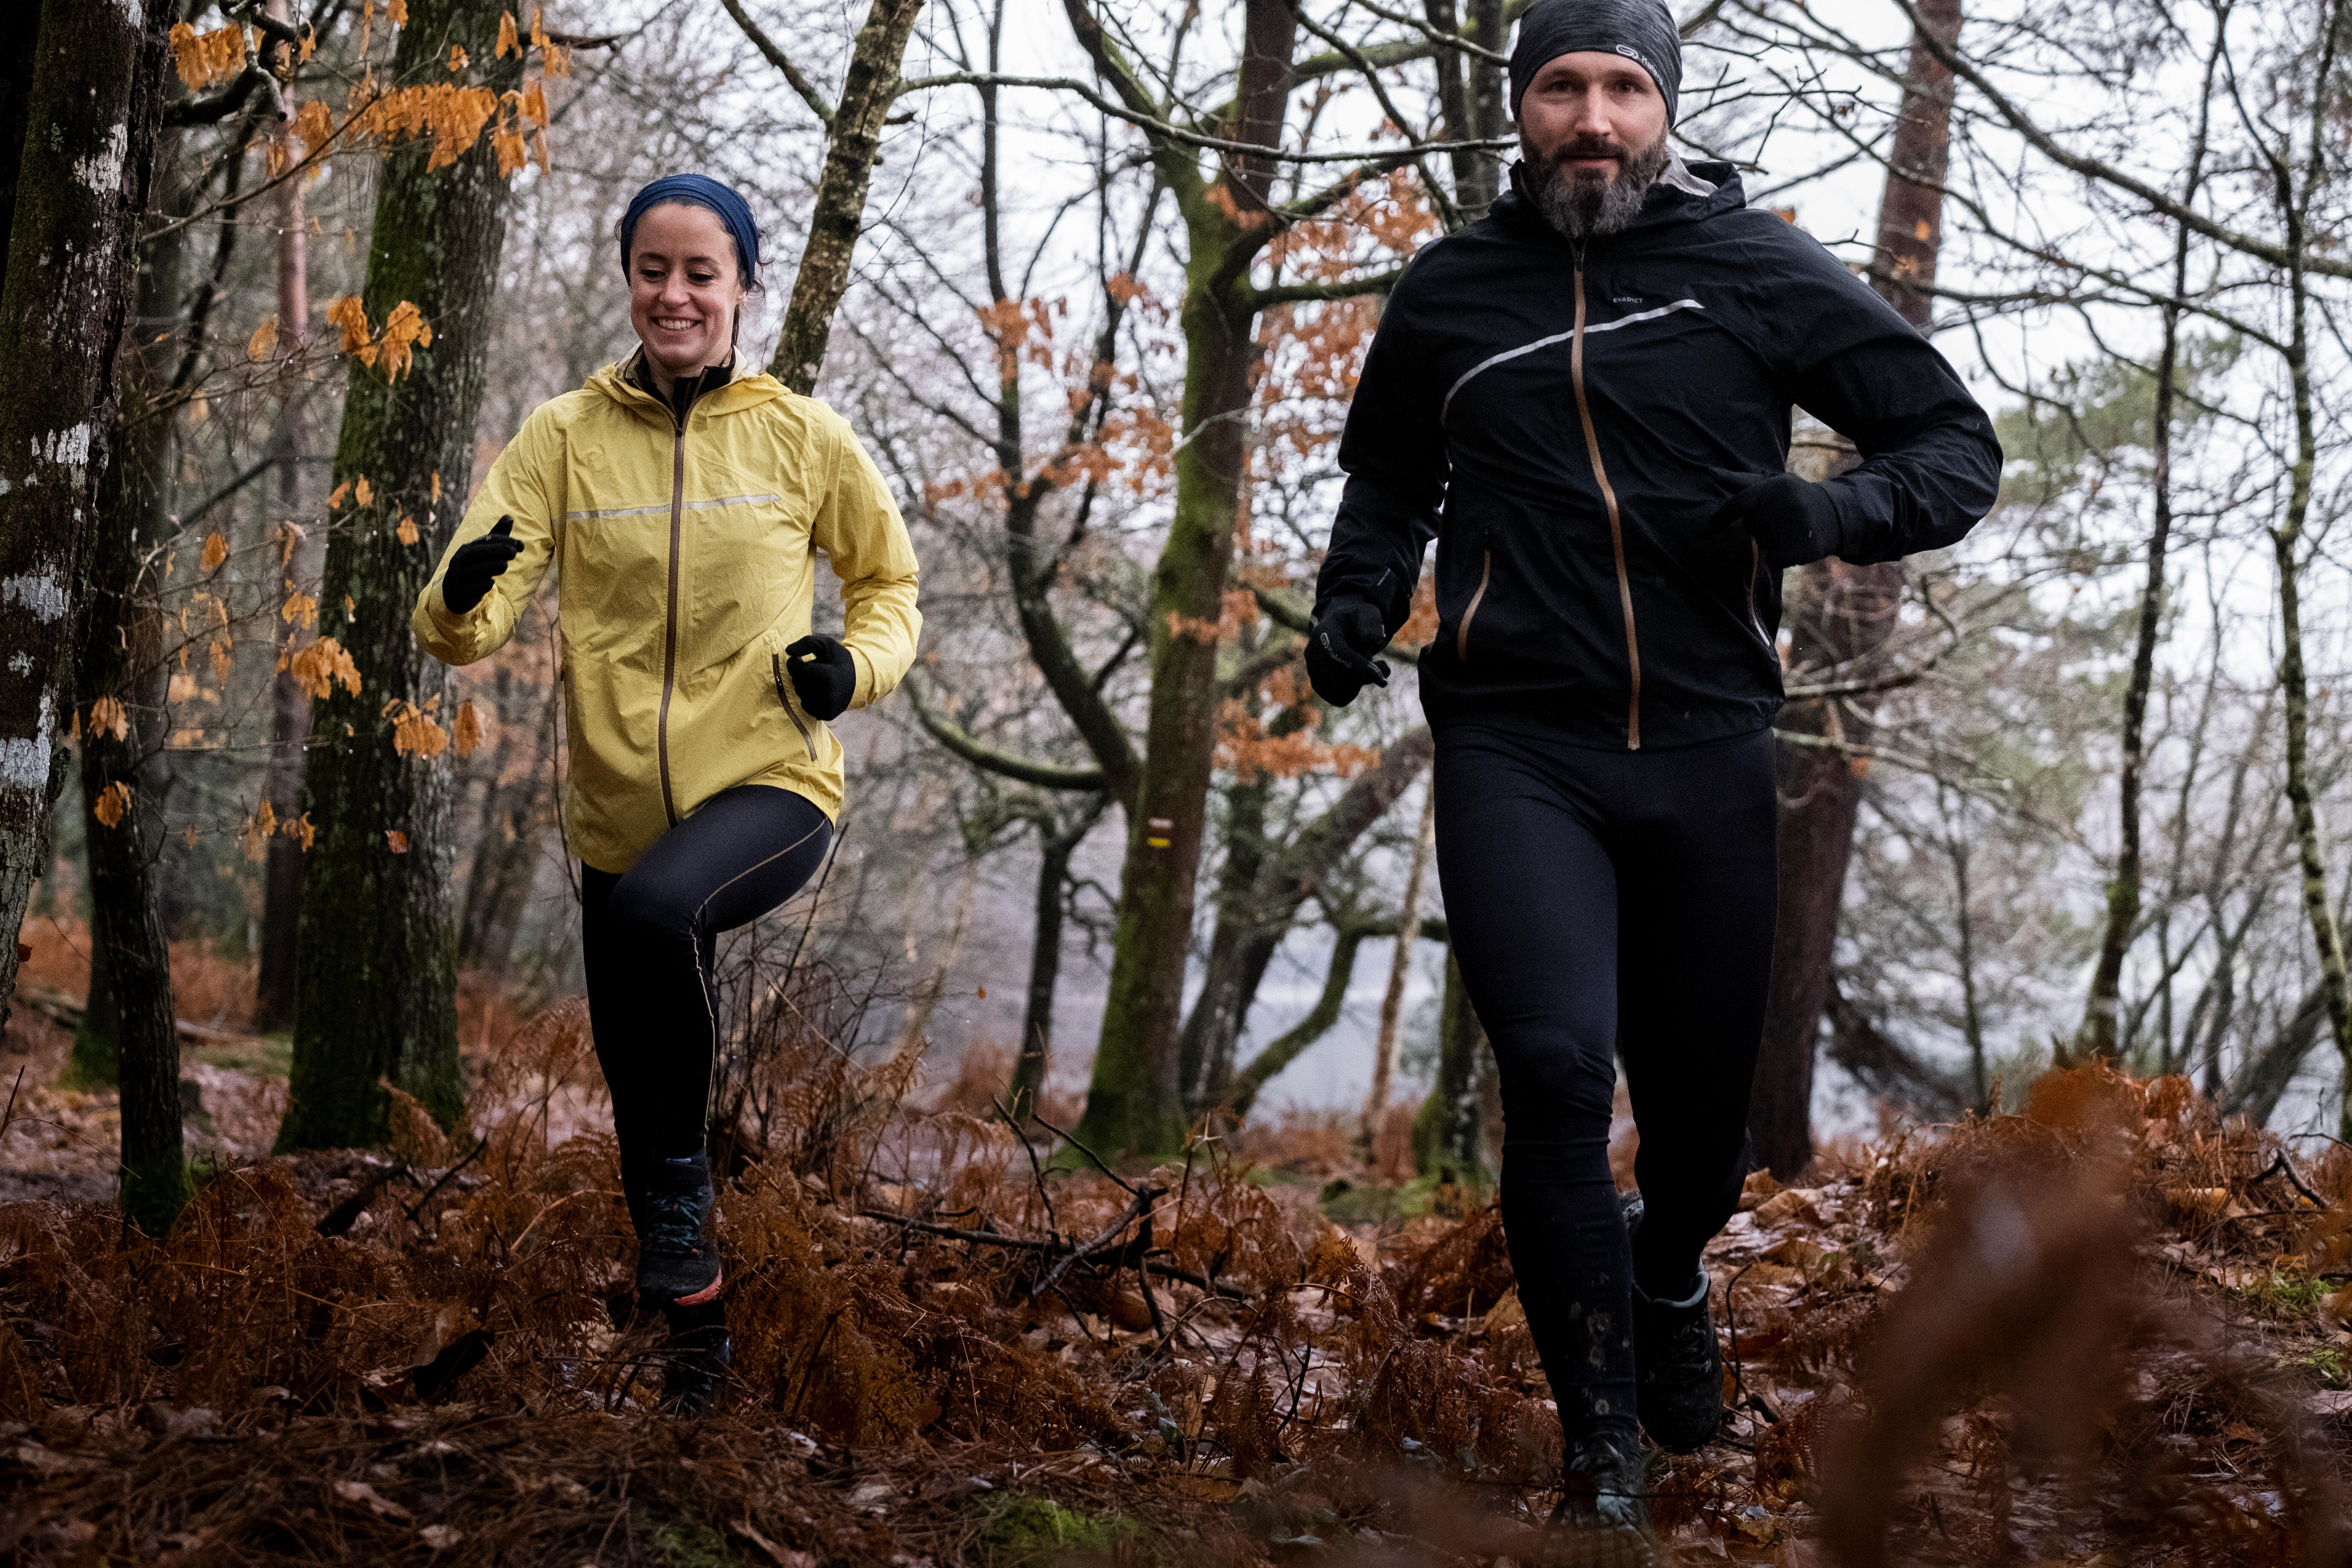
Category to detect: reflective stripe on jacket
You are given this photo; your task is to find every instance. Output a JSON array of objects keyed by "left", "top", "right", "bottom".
[{"left": 412, "top": 357, "right": 921, "bottom": 873}]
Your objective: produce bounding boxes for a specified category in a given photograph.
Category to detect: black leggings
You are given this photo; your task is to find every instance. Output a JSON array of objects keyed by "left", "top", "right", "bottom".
[
  {"left": 1434, "top": 722, "right": 1776, "bottom": 1450},
  {"left": 580, "top": 785, "right": 833, "bottom": 1164}
]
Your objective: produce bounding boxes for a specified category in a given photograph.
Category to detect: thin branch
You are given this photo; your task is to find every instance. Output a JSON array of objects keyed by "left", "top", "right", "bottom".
[
  {"left": 717, "top": 0, "right": 836, "bottom": 125},
  {"left": 902, "top": 673, "right": 1112, "bottom": 792}
]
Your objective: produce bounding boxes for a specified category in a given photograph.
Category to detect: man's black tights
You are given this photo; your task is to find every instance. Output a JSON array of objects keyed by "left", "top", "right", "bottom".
[
  {"left": 580, "top": 785, "right": 832, "bottom": 1165},
  {"left": 1435, "top": 724, "right": 1775, "bottom": 1452}
]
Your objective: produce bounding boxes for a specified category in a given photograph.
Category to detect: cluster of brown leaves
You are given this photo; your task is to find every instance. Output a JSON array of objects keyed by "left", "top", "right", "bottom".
[{"left": 10, "top": 976, "right": 2352, "bottom": 1568}]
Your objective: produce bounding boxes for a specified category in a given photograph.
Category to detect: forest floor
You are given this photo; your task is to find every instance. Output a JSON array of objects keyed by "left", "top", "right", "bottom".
[{"left": 5, "top": 929, "right": 2352, "bottom": 1565}]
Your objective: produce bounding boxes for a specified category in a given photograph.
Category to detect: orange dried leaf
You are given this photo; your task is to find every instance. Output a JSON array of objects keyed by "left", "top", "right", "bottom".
[
  {"left": 355, "top": 477, "right": 374, "bottom": 508},
  {"left": 285, "top": 812, "right": 317, "bottom": 850},
  {"left": 452, "top": 698, "right": 489, "bottom": 758},
  {"left": 386, "top": 829, "right": 410, "bottom": 853},
  {"left": 328, "top": 480, "right": 352, "bottom": 510},
  {"left": 396, "top": 515, "right": 420, "bottom": 546},
  {"left": 288, "top": 636, "right": 362, "bottom": 698},
  {"left": 387, "top": 0, "right": 408, "bottom": 20},
  {"left": 447, "top": 43, "right": 469, "bottom": 72},
  {"left": 89, "top": 697, "right": 130, "bottom": 742},
  {"left": 247, "top": 315, "right": 278, "bottom": 361},
  {"left": 497, "top": 11, "right": 519, "bottom": 56},
  {"left": 243, "top": 800, "right": 279, "bottom": 862},
  {"left": 92, "top": 781, "right": 133, "bottom": 829},
  {"left": 325, "top": 294, "right": 371, "bottom": 354},
  {"left": 384, "top": 698, "right": 451, "bottom": 759},
  {"left": 281, "top": 588, "right": 318, "bottom": 628},
  {"left": 200, "top": 532, "right": 229, "bottom": 573}
]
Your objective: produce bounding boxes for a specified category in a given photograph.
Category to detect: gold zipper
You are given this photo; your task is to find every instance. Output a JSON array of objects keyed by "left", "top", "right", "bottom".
[
  {"left": 771, "top": 654, "right": 818, "bottom": 760},
  {"left": 655, "top": 410, "right": 686, "bottom": 825},
  {"left": 1456, "top": 548, "right": 1492, "bottom": 664},
  {"left": 1571, "top": 255, "right": 1643, "bottom": 750}
]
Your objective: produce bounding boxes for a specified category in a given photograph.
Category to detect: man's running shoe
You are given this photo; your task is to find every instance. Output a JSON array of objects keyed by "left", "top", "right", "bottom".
[
  {"left": 1632, "top": 1268, "right": 1723, "bottom": 1453},
  {"left": 659, "top": 1298, "right": 731, "bottom": 1418},
  {"left": 632, "top": 1150, "right": 723, "bottom": 1307},
  {"left": 1544, "top": 1433, "right": 1655, "bottom": 1567}
]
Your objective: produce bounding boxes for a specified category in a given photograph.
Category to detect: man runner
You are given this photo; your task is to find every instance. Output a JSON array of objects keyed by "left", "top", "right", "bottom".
[{"left": 1306, "top": 0, "right": 2001, "bottom": 1545}]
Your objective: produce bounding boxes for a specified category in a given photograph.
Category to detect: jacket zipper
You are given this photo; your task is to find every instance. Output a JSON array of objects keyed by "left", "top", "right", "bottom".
[
  {"left": 655, "top": 409, "right": 686, "bottom": 825},
  {"left": 1456, "top": 549, "right": 1492, "bottom": 663},
  {"left": 771, "top": 654, "right": 818, "bottom": 760},
  {"left": 1571, "top": 248, "right": 1643, "bottom": 750}
]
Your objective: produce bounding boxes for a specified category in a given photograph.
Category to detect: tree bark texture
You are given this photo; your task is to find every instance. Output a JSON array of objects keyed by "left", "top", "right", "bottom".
[
  {"left": 1413, "top": 945, "right": 1498, "bottom": 1182},
  {"left": 278, "top": 0, "right": 520, "bottom": 1148},
  {"left": 75, "top": 127, "right": 199, "bottom": 1232},
  {"left": 0, "top": 0, "right": 171, "bottom": 1028},
  {"left": 766, "top": 0, "right": 925, "bottom": 397},
  {"left": 1069, "top": 0, "right": 1298, "bottom": 1156},
  {"left": 1747, "top": 0, "right": 1958, "bottom": 1179},
  {"left": 256, "top": 61, "right": 315, "bottom": 1034},
  {"left": 1361, "top": 783, "right": 1435, "bottom": 1142}
]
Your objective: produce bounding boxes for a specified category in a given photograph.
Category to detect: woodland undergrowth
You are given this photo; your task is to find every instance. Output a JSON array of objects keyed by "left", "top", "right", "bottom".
[{"left": 4, "top": 986, "right": 2352, "bottom": 1566}]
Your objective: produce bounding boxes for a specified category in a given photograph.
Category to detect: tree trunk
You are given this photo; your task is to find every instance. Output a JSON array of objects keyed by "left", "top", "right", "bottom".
[
  {"left": 1228, "top": 925, "right": 1369, "bottom": 1120},
  {"left": 766, "top": 0, "right": 925, "bottom": 395},
  {"left": 1413, "top": 945, "right": 1496, "bottom": 1182},
  {"left": 1361, "top": 783, "right": 1435, "bottom": 1142},
  {"left": 277, "top": 0, "right": 520, "bottom": 1148},
  {"left": 456, "top": 667, "right": 550, "bottom": 975},
  {"left": 0, "top": 0, "right": 171, "bottom": 1029},
  {"left": 255, "top": 44, "right": 314, "bottom": 1034},
  {"left": 1072, "top": 0, "right": 1296, "bottom": 1154},
  {"left": 1184, "top": 726, "right": 1433, "bottom": 1112},
  {"left": 75, "top": 118, "right": 202, "bottom": 1231},
  {"left": 1011, "top": 802, "right": 1102, "bottom": 1118},
  {"left": 1747, "top": 0, "right": 1959, "bottom": 1180}
]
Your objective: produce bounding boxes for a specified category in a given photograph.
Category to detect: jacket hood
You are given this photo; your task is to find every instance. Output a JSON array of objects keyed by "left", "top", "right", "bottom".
[
  {"left": 1490, "top": 155, "right": 1749, "bottom": 239},
  {"left": 585, "top": 353, "right": 788, "bottom": 421}
]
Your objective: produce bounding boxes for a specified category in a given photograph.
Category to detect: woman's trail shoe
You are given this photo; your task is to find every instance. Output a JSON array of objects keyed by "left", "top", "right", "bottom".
[
  {"left": 632, "top": 1151, "right": 723, "bottom": 1307},
  {"left": 659, "top": 1298, "right": 731, "bottom": 1417},
  {"left": 1632, "top": 1269, "right": 1723, "bottom": 1453},
  {"left": 1544, "top": 1435, "right": 1655, "bottom": 1567}
]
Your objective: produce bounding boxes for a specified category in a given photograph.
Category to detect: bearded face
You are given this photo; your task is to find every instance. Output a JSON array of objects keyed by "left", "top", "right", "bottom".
[{"left": 1520, "top": 122, "right": 1673, "bottom": 242}]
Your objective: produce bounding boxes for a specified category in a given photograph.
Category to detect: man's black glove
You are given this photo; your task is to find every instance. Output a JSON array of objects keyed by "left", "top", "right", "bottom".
[
  {"left": 441, "top": 514, "right": 522, "bottom": 614},
  {"left": 1304, "top": 597, "right": 1391, "bottom": 707},
  {"left": 1707, "top": 472, "right": 1842, "bottom": 570},
  {"left": 784, "top": 634, "right": 857, "bottom": 721}
]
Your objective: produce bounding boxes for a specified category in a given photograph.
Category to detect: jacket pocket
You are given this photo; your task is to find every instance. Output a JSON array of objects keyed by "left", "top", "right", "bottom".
[
  {"left": 770, "top": 652, "right": 819, "bottom": 761},
  {"left": 1455, "top": 548, "right": 1494, "bottom": 665}
]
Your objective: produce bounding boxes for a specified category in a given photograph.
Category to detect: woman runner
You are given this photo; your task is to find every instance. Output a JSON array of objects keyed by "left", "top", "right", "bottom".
[{"left": 412, "top": 173, "right": 921, "bottom": 1414}]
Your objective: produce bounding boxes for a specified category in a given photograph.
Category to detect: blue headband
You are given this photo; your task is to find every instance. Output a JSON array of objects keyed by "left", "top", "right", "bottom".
[{"left": 619, "top": 174, "right": 763, "bottom": 288}]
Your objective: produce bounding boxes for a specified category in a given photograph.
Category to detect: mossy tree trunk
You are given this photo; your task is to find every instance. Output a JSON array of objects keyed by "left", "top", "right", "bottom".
[
  {"left": 1413, "top": 945, "right": 1496, "bottom": 1182},
  {"left": 0, "top": 0, "right": 171, "bottom": 1032},
  {"left": 1065, "top": 0, "right": 1299, "bottom": 1158},
  {"left": 278, "top": 0, "right": 521, "bottom": 1149},
  {"left": 74, "top": 120, "right": 204, "bottom": 1232}
]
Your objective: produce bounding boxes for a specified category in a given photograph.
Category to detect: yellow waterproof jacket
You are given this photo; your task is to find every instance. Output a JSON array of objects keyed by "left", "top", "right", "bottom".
[{"left": 412, "top": 357, "right": 921, "bottom": 873}]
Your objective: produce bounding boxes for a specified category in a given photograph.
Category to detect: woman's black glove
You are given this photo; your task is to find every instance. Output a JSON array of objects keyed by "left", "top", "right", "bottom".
[
  {"left": 1304, "top": 597, "right": 1390, "bottom": 707},
  {"left": 1707, "top": 472, "right": 1842, "bottom": 570},
  {"left": 441, "top": 514, "right": 522, "bottom": 614},
  {"left": 784, "top": 634, "right": 857, "bottom": 721}
]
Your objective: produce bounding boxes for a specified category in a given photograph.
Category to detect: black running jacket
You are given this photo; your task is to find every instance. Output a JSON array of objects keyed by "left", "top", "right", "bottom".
[{"left": 1315, "top": 159, "right": 2003, "bottom": 751}]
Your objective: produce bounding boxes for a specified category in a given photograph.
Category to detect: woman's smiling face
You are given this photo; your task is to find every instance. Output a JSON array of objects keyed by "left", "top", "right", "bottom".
[{"left": 627, "top": 202, "right": 746, "bottom": 386}]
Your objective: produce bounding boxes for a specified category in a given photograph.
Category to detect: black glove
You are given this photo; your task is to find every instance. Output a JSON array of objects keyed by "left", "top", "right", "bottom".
[
  {"left": 441, "top": 514, "right": 522, "bottom": 614},
  {"left": 1707, "top": 472, "right": 1841, "bottom": 570},
  {"left": 1304, "top": 597, "right": 1391, "bottom": 707},
  {"left": 784, "top": 634, "right": 857, "bottom": 721}
]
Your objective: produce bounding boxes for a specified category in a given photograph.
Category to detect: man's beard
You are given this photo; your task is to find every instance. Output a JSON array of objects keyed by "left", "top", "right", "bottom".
[{"left": 1522, "top": 130, "right": 1673, "bottom": 241}]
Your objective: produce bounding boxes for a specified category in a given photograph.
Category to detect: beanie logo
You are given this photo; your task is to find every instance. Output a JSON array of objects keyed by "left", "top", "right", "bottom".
[{"left": 1616, "top": 44, "right": 1646, "bottom": 65}]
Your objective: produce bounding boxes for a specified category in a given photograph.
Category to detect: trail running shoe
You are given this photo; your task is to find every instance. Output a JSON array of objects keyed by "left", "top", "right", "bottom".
[
  {"left": 632, "top": 1150, "right": 723, "bottom": 1307},
  {"left": 1545, "top": 1434, "right": 1655, "bottom": 1568},
  {"left": 659, "top": 1298, "right": 732, "bottom": 1418},
  {"left": 1633, "top": 1268, "right": 1723, "bottom": 1453}
]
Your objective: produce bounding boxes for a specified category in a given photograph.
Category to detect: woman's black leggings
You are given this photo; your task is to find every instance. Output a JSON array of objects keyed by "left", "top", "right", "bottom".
[
  {"left": 1434, "top": 722, "right": 1776, "bottom": 1451},
  {"left": 580, "top": 785, "right": 832, "bottom": 1163}
]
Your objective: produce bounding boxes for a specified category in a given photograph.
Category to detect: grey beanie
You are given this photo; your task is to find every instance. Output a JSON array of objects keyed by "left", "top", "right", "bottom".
[{"left": 1508, "top": 0, "right": 1683, "bottom": 126}]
